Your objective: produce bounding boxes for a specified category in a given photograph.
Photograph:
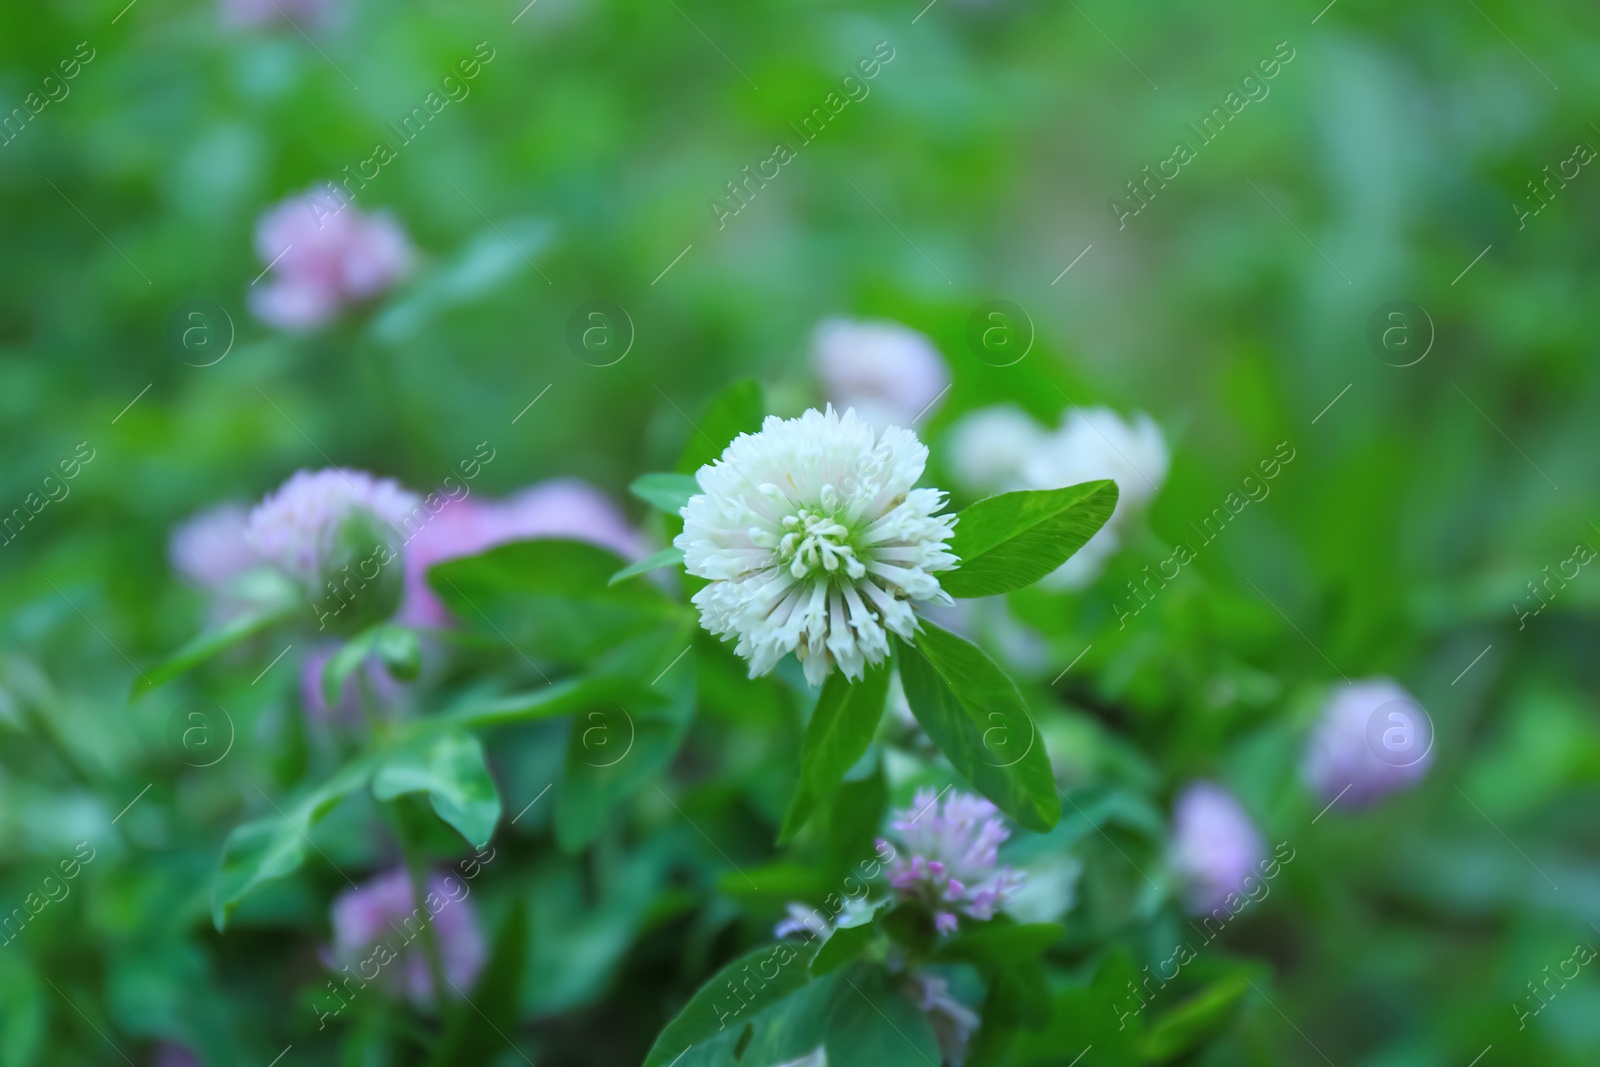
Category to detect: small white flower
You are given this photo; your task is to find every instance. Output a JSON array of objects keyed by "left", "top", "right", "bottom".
[{"left": 675, "top": 407, "right": 958, "bottom": 686}]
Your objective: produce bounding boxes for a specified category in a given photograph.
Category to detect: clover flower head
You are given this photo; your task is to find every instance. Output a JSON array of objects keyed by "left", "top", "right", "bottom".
[
  {"left": 880, "top": 788, "right": 1024, "bottom": 935},
  {"left": 399, "top": 479, "right": 643, "bottom": 628},
  {"left": 246, "top": 468, "right": 420, "bottom": 592},
  {"left": 1169, "top": 781, "right": 1265, "bottom": 915},
  {"left": 169, "top": 503, "right": 258, "bottom": 590},
  {"left": 250, "top": 189, "right": 411, "bottom": 331},
  {"left": 1303, "top": 678, "right": 1433, "bottom": 807},
  {"left": 812, "top": 317, "right": 950, "bottom": 430},
  {"left": 675, "top": 406, "right": 958, "bottom": 686},
  {"left": 326, "top": 868, "right": 486, "bottom": 1007}
]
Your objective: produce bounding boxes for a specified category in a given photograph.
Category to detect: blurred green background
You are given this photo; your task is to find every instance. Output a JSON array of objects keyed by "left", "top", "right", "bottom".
[{"left": 3, "top": 0, "right": 1599, "bottom": 1063}]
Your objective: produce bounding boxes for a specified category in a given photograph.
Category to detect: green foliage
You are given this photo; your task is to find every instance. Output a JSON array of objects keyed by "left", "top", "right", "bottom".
[
  {"left": 430, "top": 538, "right": 688, "bottom": 662},
  {"left": 943, "top": 481, "right": 1119, "bottom": 598},
  {"left": 779, "top": 660, "right": 891, "bottom": 843},
  {"left": 630, "top": 473, "right": 701, "bottom": 515},
  {"left": 674, "top": 379, "right": 766, "bottom": 474},
  {"left": 898, "top": 623, "right": 1060, "bottom": 832},
  {"left": 371, "top": 729, "right": 501, "bottom": 848}
]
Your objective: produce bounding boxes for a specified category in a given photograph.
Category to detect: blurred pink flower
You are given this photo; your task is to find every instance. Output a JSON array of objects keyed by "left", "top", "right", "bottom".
[
  {"left": 812, "top": 318, "right": 950, "bottom": 430},
  {"left": 880, "top": 788, "right": 1024, "bottom": 935},
  {"left": 1169, "top": 781, "right": 1264, "bottom": 915},
  {"left": 169, "top": 503, "right": 257, "bottom": 590},
  {"left": 399, "top": 479, "right": 643, "bottom": 628},
  {"left": 246, "top": 468, "right": 419, "bottom": 591},
  {"left": 326, "top": 868, "right": 486, "bottom": 1007},
  {"left": 1303, "top": 678, "right": 1433, "bottom": 808},
  {"left": 249, "top": 190, "right": 411, "bottom": 331}
]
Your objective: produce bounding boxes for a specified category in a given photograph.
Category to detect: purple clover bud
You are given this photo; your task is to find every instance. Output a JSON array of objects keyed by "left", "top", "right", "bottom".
[
  {"left": 1169, "top": 781, "right": 1265, "bottom": 916},
  {"left": 1303, "top": 678, "right": 1433, "bottom": 808},
  {"left": 881, "top": 788, "right": 1024, "bottom": 935}
]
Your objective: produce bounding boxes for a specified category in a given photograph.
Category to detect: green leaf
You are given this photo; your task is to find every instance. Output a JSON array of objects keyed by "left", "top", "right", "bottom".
[
  {"left": 942, "top": 481, "right": 1120, "bottom": 598},
  {"left": 630, "top": 472, "right": 701, "bottom": 514},
  {"left": 822, "top": 963, "right": 941, "bottom": 1067},
  {"left": 674, "top": 378, "right": 765, "bottom": 474},
  {"left": 372, "top": 729, "right": 502, "bottom": 848},
  {"left": 376, "top": 624, "right": 422, "bottom": 680},
  {"left": 431, "top": 539, "right": 686, "bottom": 663},
  {"left": 555, "top": 628, "right": 697, "bottom": 851},
  {"left": 1009, "top": 950, "right": 1144, "bottom": 1066},
  {"left": 810, "top": 921, "right": 876, "bottom": 976},
  {"left": 608, "top": 546, "right": 685, "bottom": 586},
  {"left": 897, "top": 623, "right": 1060, "bottom": 832},
  {"left": 211, "top": 759, "right": 375, "bottom": 930},
  {"left": 641, "top": 941, "right": 820, "bottom": 1067},
  {"left": 779, "top": 662, "right": 891, "bottom": 844},
  {"left": 133, "top": 587, "right": 298, "bottom": 697},
  {"left": 823, "top": 761, "right": 888, "bottom": 874},
  {"left": 427, "top": 901, "right": 530, "bottom": 1067},
  {"left": 933, "top": 921, "right": 1064, "bottom": 969},
  {"left": 1140, "top": 972, "right": 1251, "bottom": 1062}
]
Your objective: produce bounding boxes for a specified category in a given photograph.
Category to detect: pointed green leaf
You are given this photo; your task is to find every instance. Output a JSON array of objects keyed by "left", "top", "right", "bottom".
[
  {"left": 897, "top": 623, "right": 1059, "bottom": 832},
  {"left": 1140, "top": 972, "right": 1251, "bottom": 1062},
  {"left": 629, "top": 473, "right": 701, "bottom": 514},
  {"left": 373, "top": 729, "right": 502, "bottom": 848},
  {"left": 779, "top": 662, "right": 891, "bottom": 844},
  {"left": 810, "top": 920, "right": 876, "bottom": 976},
  {"left": 608, "top": 546, "right": 685, "bottom": 586},
  {"left": 942, "top": 480, "right": 1120, "bottom": 598},
  {"left": 642, "top": 942, "right": 820, "bottom": 1067}
]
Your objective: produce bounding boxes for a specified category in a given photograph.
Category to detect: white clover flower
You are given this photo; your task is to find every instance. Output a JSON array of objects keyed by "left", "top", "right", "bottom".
[{"left": 675, "top": 407, "right": 958, "bottom": 687}]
